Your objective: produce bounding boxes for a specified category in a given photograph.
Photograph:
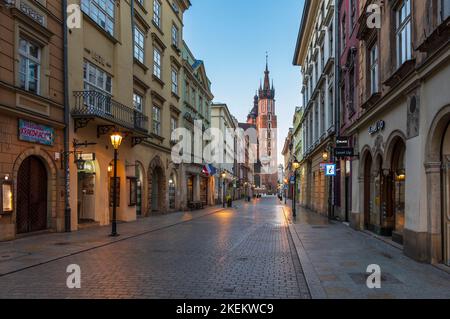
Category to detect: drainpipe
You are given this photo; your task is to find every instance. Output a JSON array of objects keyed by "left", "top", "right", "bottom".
[
  {"left": 62, "top": 0, "right": 71, "bottom": 232},
  {"left": 331, "top": 0, "right": 341, "bottom": 220}
]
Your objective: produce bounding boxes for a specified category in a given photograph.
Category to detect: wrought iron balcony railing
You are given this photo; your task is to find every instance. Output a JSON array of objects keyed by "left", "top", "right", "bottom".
[{"left": 72, "top": 91, "right": 149, "bottom": 133}]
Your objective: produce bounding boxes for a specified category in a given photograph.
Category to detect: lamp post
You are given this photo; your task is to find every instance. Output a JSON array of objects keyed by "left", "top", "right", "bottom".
[
  {"left": 284, "top": 178, "right": 288, "bottom": 204},
  {"left": 221, "top": 171, "right": 226, "bottom": 208},
  {"left": 292, "top": 159, "right": 300, "bottom": 217},
  {"left": 110, "top": 131, "right": 123, "bottom": 237}
]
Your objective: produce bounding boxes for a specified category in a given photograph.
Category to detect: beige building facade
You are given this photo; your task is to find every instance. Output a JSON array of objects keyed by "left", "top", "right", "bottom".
[
  {"left": 349, "top": 0, "right": 450, "bottom": 264},
  {"left": 66, "top": 0, "right": 191, "bottom": 230},
  {"left": 0, "top": 0, "right": 66, "bottom": 240}
]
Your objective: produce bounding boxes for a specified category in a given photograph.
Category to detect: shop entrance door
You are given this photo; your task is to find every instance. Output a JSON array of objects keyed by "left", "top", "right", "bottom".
[
  {"left": 16, "top": 156, "right": 47, "bottom": 234},
  {"left": 443, "top": 155, "right": 450, "bottom": 266}
]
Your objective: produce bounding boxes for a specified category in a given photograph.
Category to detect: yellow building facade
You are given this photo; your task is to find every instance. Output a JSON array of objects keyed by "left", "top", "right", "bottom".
[{"left": 67, "top": 0, "right": 191, "bottom": 230}]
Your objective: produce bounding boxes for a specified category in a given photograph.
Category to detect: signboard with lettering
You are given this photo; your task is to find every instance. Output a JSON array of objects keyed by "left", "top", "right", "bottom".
[
  {"left": 336, "top": 136, "right": 350, "bottom": 148},
  {"left": 334, "top": 147, "right": 354, "bottom": 158},
  {"left": 369, "top": 120, "right": 385, "bottom": 135},
  {"left": 18, "top": 119, "right": 55, "bottom": 146}
]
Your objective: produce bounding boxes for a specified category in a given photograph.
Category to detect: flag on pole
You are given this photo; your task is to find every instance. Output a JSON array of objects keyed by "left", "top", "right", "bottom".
[{"left": 202, "top": 164, "right": 217, "bottom": 176}]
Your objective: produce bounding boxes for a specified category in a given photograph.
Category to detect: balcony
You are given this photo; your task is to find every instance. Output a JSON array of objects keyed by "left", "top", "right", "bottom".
[{"left": 72, "top": 91, "right": 150, "bottom": 146}]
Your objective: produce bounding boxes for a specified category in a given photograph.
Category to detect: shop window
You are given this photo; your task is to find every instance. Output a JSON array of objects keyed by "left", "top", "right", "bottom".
[{"left": 1, "top": 180, "right": 13, "bottom": 214}]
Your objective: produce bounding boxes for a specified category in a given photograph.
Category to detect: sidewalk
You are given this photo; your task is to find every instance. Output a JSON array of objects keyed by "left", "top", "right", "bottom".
[
  {"left": 0, "top": 204, "right": 227, "bottom": 276},
  {"left": 282, "top": 200, "right": 450, "bottom": 299}
]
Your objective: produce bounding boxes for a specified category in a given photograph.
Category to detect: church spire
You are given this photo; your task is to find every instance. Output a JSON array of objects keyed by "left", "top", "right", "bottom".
[{"left": 263, "top": 52, "right": 270, "bottom": 91}]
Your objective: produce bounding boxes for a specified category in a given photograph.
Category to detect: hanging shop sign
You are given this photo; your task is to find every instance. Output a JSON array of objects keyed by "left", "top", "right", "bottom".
[
  {"left": 336, "top": 136, "right": 350, "bottom": 148},
  {"left": 325, "top": 164, "right": 337, "bottom": 176},
  {"left": 334, "top": 147, "right": 354, "bottom": 158},
  {"left": 368, "top": 120, "right": 386, "bottom": 135},
  {"left": 18, "top": 119, "right": 55, "bottom": 146}
]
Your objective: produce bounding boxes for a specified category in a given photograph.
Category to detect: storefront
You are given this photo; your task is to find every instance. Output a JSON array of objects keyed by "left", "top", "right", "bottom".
[{"left": 0, "top": 118, "right": 64, "bottom": 241}]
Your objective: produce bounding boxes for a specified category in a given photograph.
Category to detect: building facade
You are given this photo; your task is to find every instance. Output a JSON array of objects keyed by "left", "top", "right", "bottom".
[
  {"left": 348, "top": 0, "right": 450, "bottom": 264},
  {"left": 334, "top": 0, "right": 361, "bottom": 222},
  {"left": 179, "top": 41, "right": 214, "bottom": 210},
  {"left": 66, "top": 0, "right": 191, "bottom": 230},
  {"left": 293, "top": 0, "right": 337, "bottom": 216},
  {"left": 0, "top": 0, "right": 66, "bottom": 240},
  {"left": 211, "top": 103, "right": 237, "bottom": 204}
]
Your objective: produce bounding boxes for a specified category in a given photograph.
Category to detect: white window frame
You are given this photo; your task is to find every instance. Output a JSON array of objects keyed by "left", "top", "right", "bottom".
[
  {"left": 153, "top": 0, "right": 161, "bottom": 28},
  {"left": 171, "top": 68, "right": 178, "bottom": 94},
  {"left": 171, "top": 24, "right": 179, "bottom": 47},
  {"left": 133, "top": 93, "right": 143, "bottom": 112},
  {"left": 369, "top": 43, "right": 379, "bottom": 94},
  {"left": 152, "top": 105, "right": 161, "bottom": 135},
  {"left": 18, "top": 38, "right": 41, "bottom": 94},
  {"left": 83, "top": 61, "right": 112, "bottom": 113},
  {"left": 81, "top": 0, "right": 115, "bottom": 35},
  {"left": 153, "top": 47, "right": 162, "bottom": 79},
  {"left": 396, "top": 0, "right": 412, "bottom": 67},
  {"left": 134, "top": 26, "right": 145, "bottom": 63}
]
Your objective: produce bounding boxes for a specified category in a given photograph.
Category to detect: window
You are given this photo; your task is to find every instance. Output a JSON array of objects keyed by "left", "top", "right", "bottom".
[
  {"left": 83, "top": 62, "right": 112, "bottom": 112},
  {"left": 171, "top": 68, "right": 178, "bottom": 94},
  {"left": 320, "top": 94, "right": 325, "bottom": 134},
  {"left": 314, "top": 104, "right": 319, "bottom": 141},
  {"left": 268, "top": 113, "right": 272, "bottom": 121},
  {"left": 83, "top": 62, "right": 112, "bottom": 94},
  {"left": 133, "top": 93, "right": 143, "bottom": 112},
  {"left": 81, "top": 0, "right": 115, "bottom": 35},
  {"left": 171, "top": 117, "right": 177, "bottom": 132},
  {"left": 268, "top": 102, "right": 272, "bottom": 113},
  {"left": 152, "top": 105, "right": 161, "bottom": 135},
  {"left": 19, "top": 38, "right": 40, "bottom": 94},
  {"left": 198, "top": 96, "right": 203, "bottom": 113},
  {"left": 191, "top": 88, "right": 195, "bottom": 106},
  {"left": 369, "top": 43, "right": 379, "bottom": 94},
  {"left": 350, "top": 0, "right": 356, "bottom": 29},
  {"left": 320, "top": 44, "right": 324, "bottom": 71},
  {"left": 442, "top": 0, "right": 450, "bottom": 20},
  {"left": 348, "top": 67, "right": 355, "bottom": 116},
  {"left": 328, "top": 86, "right": 333, "bottom": 127},
  {"left": 185, "top": 81, "right": 190, "bottom": 101},
  {"left": 340, "top": 83, "right": 346, "bottom": 125},
  {"left": 134, "top": 26, "right": 145, "bottom": 63},
  {"left": 329, "top": 24, "right": 333, "bottom": 57},
  {"left": 171, "top": 24, "right": 179, "bottom": 47},
  {"left": 341, "top": 15, "right": 346, "bottom": 54},
  {"left": 396, "top": 0, "right": 412, "bottom": 67},
  {"left": 153, "top": 48, "right": 161, "bottom": 79},
  {"left": 153, "top": 0, "right": 161, "bottom": 28}
]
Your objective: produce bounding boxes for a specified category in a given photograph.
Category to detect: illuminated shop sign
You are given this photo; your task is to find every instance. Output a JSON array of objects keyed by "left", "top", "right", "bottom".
[{"left": 18, "top": 119, "right": 55, "bottom": 146}]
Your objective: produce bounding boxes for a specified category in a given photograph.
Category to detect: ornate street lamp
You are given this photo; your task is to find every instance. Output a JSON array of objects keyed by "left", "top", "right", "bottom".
[
  {"left": 221, "top": 171, "right": 226, "bottom": 208},
  {"left": 292, "top": 159, "right": 300, "bottom": 217},
  {"left": 110, "top": 131, "right": 123, "bottom": 237}
]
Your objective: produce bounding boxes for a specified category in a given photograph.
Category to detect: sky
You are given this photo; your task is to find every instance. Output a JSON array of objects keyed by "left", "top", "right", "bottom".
[{"left": 183, "top": 0, "right": 305, "bottom": 167}]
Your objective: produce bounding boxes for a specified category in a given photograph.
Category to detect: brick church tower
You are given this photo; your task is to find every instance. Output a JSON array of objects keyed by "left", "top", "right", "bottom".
[{"left": 247, "top": 56, "right": 278, "bottom": 193}]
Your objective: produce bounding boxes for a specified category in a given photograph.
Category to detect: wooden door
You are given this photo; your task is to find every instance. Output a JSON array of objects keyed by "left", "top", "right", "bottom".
[{"left": 16, "top": 156, "right": 47, "bottom": 234}]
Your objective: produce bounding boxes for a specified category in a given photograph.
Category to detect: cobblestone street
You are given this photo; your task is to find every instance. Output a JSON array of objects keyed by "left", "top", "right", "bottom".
[
  {"left": 1, "top": 197, "right": 450, "bottom": 299},
  {"left": 0, "top": 198, "right": 310, "bottom": 299}
]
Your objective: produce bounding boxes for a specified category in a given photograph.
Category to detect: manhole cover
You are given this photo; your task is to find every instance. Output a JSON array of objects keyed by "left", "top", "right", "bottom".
[
  {"left": 311, "top": 225, "right": 329, "bottom": 229},
  {"left": 237, "top": 257, "right": 248, "bottom": 262},
  {"left": 349, "top": 272, "right": 402, "bottom": 284},
  {"left": 223, "top": 288, "right": 235, "bottom": 293},
  {"left": 54, "top": 242, "right": 71, "bottom": 246}
]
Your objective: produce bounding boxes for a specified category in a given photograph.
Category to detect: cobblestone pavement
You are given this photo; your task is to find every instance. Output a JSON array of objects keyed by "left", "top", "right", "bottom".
[
  {"left": 284, "top": 201, "right": 450, "bottom": 299},
  {"left": 0, "top": 198, "right": 310, "bottom": 299}
]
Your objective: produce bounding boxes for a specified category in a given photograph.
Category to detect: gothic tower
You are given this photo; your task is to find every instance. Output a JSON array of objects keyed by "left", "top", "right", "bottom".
[{"left": 247, "top": 55, "right": 278, "bottom": 193}]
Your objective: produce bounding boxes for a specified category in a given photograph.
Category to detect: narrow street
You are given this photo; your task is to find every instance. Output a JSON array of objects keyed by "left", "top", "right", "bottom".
[
  {"left": 0, "top": 198, "right": 310, "bottom": 299},
  {"left": 1, "top": 197, "right": 450, "bottom": 299}
]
